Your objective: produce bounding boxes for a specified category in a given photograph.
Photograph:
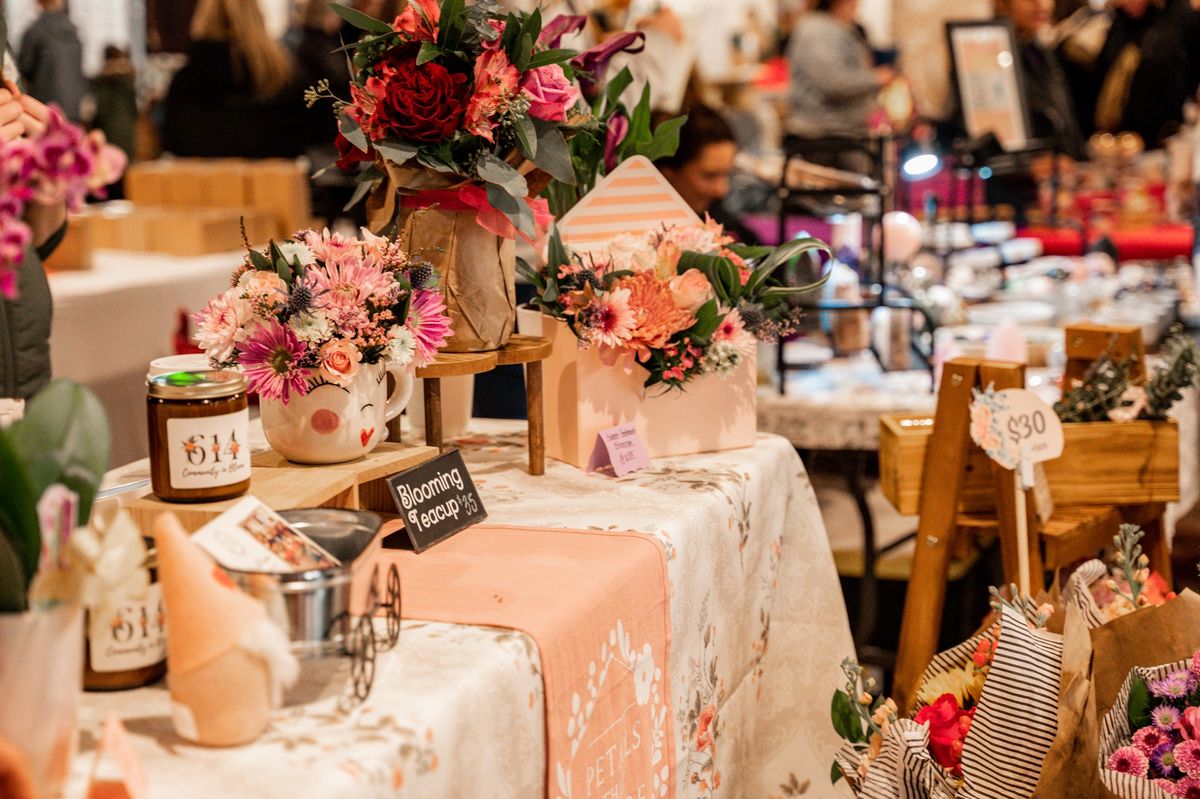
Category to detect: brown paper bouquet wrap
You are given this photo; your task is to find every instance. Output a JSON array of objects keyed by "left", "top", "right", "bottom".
[
  {"left": 366, "top": 156, "right": 552, "bottom": 353},
  {"left": 1030, "top": 562, "right": 1200, "bottom": 799},
  {"left": 153, "top": 514, "right": 298, "bottom": 747}
]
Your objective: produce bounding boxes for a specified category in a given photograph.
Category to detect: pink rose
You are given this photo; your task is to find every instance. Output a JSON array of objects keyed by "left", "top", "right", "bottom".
[
  {"left": 466, "top": 49, "right": 520, "bottom": 142},
  {"left": 668, "top": 269, "right": 714, "bottom": 312},
  {"left": 520, "top": 64, "right": 580, "bottom": 122},
  {"left": 1179, "top": 707, "right": 1200, "bottom": 740},
  {"left": 393, "top": 0, "right": 439, "bottom": 41},
  {"left": 319, "top": 339, "right": 363, "bottom": 386}
]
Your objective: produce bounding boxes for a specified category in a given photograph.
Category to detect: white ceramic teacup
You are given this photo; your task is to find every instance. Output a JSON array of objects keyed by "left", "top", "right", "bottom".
[{"left": 260, "top": 361, "right": 414, "bottom": 464}]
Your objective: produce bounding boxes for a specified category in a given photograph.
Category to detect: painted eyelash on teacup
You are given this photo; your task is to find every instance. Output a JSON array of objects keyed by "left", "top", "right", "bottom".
[{"left": 307, "top": 376, "right": 351, "bottom": 393}]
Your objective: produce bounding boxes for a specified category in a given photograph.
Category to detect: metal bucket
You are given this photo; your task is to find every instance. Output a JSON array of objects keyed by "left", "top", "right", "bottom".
[{"left": 227, "top": 509, "right": 381, "bottom": 659}]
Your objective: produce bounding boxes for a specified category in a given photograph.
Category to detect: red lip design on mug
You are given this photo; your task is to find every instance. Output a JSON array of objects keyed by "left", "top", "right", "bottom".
[{"left": 360, "top": 428, "right": 375, "bottom": 447}]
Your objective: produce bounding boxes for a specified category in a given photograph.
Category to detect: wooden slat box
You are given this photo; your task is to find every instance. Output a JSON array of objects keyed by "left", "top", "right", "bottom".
[{"left": 880, "top": 413, "right": 1180, "bottom": 515}]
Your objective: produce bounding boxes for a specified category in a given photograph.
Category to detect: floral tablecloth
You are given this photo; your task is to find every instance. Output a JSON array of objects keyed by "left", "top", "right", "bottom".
[{"left": 76, "top": 421, "right": 854, "bottom": 799}]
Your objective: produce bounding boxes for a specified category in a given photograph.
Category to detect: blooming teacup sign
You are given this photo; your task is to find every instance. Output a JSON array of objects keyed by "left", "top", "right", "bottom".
[{"left": 970, "top": 385, "right": 1064, "bottom": 593}]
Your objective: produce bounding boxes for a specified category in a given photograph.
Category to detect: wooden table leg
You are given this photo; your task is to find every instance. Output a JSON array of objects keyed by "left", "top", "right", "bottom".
[
  {"left": 525, "top": 361, "right": 545, "bottom": 475},
  {"left": 423, "top": 377, "right": 443, "bottom": 452}
]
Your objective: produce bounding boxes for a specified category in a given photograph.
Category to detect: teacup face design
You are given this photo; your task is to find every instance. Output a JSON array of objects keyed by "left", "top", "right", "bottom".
[{"left": 261, "top": 363, "right": 410, "bottom": 464}]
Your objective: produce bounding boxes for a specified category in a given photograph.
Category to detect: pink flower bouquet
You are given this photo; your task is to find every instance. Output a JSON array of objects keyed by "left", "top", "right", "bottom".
[
  {"left": 522, "top": 220, "right": 831, "bottom": 390},
  {"left": 194, "top": 229, "right": 452, "bottom": 403},
  {"left": 0, "top": 106, "right": 126, "bottom": 297}
]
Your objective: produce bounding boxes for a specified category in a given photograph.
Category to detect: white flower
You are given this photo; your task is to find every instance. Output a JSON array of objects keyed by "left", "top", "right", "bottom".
[
  {"left": 388, "top": 324, "right": 416, "bottom": 367},
  {"left": 702, "top": 340, "right": 742, "bottom": 375},
  {"left": 633, "top": 644, "right": 654, "bottom": 705},
  {"left": 289, "top": 309, "right": 332, "bottom": 344},
  {"left": 194, "top": 289, "right": 252, "bottom": 363},
  {"left": 276, "top": 241, "right": 315, "bottom": 266}
]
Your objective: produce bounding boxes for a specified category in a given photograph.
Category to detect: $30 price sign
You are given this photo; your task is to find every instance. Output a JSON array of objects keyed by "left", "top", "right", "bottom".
[{"left": 969, "top": 387, "right": 1064, "bottom": 476}]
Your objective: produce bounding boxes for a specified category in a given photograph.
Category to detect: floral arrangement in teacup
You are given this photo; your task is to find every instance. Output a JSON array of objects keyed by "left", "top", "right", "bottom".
[
  {"left": 193, "top": 228, "right": 453, "bottom": 402},
  {"left": 0, "top": 381, "right": 147, "bottom": 614},
  {"left": 0, "top": 104, "right": 126, "bottom": 298},
  {"left": 521, "top": 220, "right": 831, "bottom": 390}
]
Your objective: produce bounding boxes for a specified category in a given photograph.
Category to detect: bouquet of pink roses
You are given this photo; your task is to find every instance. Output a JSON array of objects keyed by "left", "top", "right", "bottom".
[
  {"left": 0, "top": 105, "right": 125, "bottom": 297},
  {"left": 193, "top": 228, "right": 451, "bottom": 402}
]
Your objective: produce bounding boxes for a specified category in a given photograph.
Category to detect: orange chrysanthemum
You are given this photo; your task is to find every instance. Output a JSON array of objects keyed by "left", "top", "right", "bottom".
[{"left": 616, "top": 271, "right": 695, "bottom": 361}]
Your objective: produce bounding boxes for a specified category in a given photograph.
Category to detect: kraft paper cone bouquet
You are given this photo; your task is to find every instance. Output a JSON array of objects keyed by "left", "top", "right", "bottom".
[{"left": 154, "top": 513, "right": 298, "bottom": 747}]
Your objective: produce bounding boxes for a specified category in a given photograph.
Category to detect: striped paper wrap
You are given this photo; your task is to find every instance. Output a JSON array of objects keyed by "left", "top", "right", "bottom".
[
  {"left": 1060, "top": 559, "right": 1115, "bottom": 630},
  {"left": 556, "top": 156, "right": 701, "bottom": 256},
  {"left": 1098, "top": 659, "right": 1187, "bottom": 799}
]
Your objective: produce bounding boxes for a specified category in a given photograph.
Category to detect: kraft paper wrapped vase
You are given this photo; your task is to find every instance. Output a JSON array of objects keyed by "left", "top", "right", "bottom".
[
  {"left": 517, "top": 308, "right": 757, "bottom": 468},
  {"left": 153, "top": 514, "right": 297, "bottom": 747}
]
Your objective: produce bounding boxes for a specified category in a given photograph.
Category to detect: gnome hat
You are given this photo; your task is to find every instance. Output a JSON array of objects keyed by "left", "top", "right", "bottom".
[{"left": 153, "top": 513, "right": 296, "bottom": 747}]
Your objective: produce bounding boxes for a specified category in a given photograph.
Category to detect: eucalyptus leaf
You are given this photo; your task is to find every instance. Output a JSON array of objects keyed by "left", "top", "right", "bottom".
[
  {"left": 416, "top": 41, "right": 442, "bottom": 65},
  {"left": 376, "top": 140, "right": 419, "bottom": 165},
  {"left": 514, "top": 113, "right": 537, "bottom": 159},
  {"left": 338, "top": 112, "right": 369, "bottom": 152},
  {"left": 343, "top": 174, "right": 379, "bottom": 211},
  {"left": 485, "top": 182, "right": 535, "bottom": 237},
  {"left": 532, "top": 120, "right": 575, "bottom": 183},
  {"left": 478, "top": 153, "right": 528, "bottom": 198},
  {"left": 328, "top": 2, "right": 393, "bottom": 33}
]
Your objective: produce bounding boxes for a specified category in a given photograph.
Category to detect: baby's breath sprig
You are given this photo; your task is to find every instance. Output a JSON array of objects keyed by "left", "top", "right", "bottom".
[
  {"left": 1108, "top": 523, "right": 1150, "bottom": 607},
  {"left": 304, "top": 79, "right": 347, "bottom": 110}
]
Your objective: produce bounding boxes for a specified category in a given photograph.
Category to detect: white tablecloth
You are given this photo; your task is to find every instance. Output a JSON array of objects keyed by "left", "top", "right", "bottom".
[
  {"left": 76, "top": 421, "right": 855, "bottom": 799},
  {"left": 49, "top": 249, "right": 237, "bottom": 465}
]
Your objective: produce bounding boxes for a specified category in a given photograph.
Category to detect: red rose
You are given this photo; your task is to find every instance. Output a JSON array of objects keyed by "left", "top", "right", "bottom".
[
  {"left": 913, "top": 693, "right": 970, "bottom": 776},
  {"left": 334, "top": 132, "right": 373, "bottom": 172},
  {"left": 366, "top": 45, "right": 468, "bottom": 144}
]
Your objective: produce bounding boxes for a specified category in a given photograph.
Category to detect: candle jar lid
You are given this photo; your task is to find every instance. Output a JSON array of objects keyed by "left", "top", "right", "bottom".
[{"left": 148, "top": 370, "right": 246, "bottom": 401}]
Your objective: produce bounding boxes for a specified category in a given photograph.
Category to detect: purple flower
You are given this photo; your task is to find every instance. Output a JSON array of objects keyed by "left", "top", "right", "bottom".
[
  {"left": 1155, "top": 705, "right": 1185, "bottom": 730},
  {"left": 1137, "top": 726, "right": 1175, "bottom": 755},
  {"left": 604, "top": 112, "right": 629, "bottom": 172},
  {"left": 1152, "top": 743, "right": 1182, "bottom": 779},
  {"left": 539, "top": 14, "right": 586, "bottom": 48},
  {"left": 1151, "top": 670, "right": 1193, "bottom": 701},
  {"left": 238, "top": 319, "right": 310, "bottom": 403},
  {"left": 571, "top": 32, "right": 646, "bottom": 98},
  {"left": 1177, "top": 739, "right": 1200, "bottom": 778},
  {"left": 1107, "top": 745, "right": 1150, "bottom": 777}
]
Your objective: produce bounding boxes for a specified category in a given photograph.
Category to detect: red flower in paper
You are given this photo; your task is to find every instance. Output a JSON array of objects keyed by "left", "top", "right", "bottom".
[
  {"left": 364, "top": 45, "right": 468, "bottom": 144},
  {"left": 393, "top": 0, "right": 439, "bottom": 41},
  {"left": 334, "top": 132, "right": 373, "bottom": 172},
  {"left": 914, "top": 693, "right": 971, "bottom": 776},
  {"left": 465, "top": 48, "right": 520, "bottom": 142}
]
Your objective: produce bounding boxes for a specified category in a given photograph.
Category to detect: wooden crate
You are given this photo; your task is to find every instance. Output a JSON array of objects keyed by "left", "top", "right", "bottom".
[
  {"left": 880, "top": 413, "right": 1180, "bottom": 515},
  {"left": 126, "top": 442, "right": 436, "bottom": 534},
  {"left": 42, "top": 212, "right": 95, "bottom": 271}
]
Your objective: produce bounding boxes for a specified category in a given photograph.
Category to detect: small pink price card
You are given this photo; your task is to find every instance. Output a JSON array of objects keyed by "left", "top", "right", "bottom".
[{"left": 587, "top": 423, "right": 651, "bottom": 477}]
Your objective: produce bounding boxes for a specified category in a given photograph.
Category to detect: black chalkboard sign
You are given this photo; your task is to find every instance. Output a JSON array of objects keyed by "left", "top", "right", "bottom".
[{"left": 383, "top": 449, "right": 487, "bottom": 553}]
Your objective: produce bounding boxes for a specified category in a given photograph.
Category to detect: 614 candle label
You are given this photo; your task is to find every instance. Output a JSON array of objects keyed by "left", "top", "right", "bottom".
[
  {"left": 88, "top": 583, "right": 167, "bottom": 672},
  {"left": 166, "top": 408, "right": 251, "bottom": 490}
]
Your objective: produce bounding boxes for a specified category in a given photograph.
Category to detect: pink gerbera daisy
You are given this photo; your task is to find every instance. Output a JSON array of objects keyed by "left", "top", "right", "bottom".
[
  {"left": 1176, "top": 740, "right": 1200, "bottom": 777},
  {"left": 307, "top": 245, "right": 397, "bottom": 315},
  {"left": 238, "top": 320, "right": 309, "bottom": 403},
  {"left": 406, "top": 289, "right": 452, "bottom": 367},
  {"left": 581, "top": 288, "right": 635, "bottom": 349},
  {"left": 1107, "top": 746, "right": 1150, "bottom": 778},
  {"left": 1136, "top": 726, "right": 1174, "bottom": 755}
]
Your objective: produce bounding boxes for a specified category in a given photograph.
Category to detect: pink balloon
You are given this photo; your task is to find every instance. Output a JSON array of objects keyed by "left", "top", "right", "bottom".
[{"left": 883, "top": 211, "right": 923, "bottom": 263}]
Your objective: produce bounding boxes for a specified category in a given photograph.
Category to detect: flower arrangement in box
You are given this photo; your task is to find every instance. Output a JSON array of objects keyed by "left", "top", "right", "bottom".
[
  {"left": 521, "top": 220, "right": 831, "bottom": 391},
  {"left": 310, "top": 0, "right": 681, "bottom": 350},
  {"left": 0, "top": 380, "right": 148, "bottom": 797},
  {"left": 193, "top": 228, "right": 452, "bottom": 463},
  {"left": 0, "top": 105, "right": 126, "bottom": 298}
]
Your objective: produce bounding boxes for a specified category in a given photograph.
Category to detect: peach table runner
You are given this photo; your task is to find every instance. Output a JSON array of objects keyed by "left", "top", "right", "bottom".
[{"left": 374, "top": 522, "right": 674, "bottom": 799}]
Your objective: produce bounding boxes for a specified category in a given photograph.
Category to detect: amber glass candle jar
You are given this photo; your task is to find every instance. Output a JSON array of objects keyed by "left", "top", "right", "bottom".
[
  {"left": 147, "top": 371, "right": 251, "bottom": 502},
  {"left": 84, "top": 544, "right": 166, "bottom": 690}
]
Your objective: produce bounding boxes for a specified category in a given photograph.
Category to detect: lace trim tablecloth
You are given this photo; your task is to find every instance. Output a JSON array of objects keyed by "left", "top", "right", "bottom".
[{"left": 75, "top": 421, "right": 855, "bottom": 799}]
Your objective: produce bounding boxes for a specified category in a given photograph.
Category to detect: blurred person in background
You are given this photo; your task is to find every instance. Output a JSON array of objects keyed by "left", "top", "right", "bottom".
[
  {"left": 90, "top": 46, "right": 137, "bottom": 164},
  {"left": 17, "top": 0, "right": 85, "bottom": 122},
  {"left": 654, "top": 104, "right": 761, "bottom": 244},
  {"left": 996, "top": 0, "right": 1087, "bottom": 158},
  {"left": 162, "top": 0, "right": 307, "bottom": 158},
  {"left": 787, "top": 0, "right": 893, "bottom": 139},
  {"left": 1090, "top": 0, "right": 1200, "bottom": 147}
]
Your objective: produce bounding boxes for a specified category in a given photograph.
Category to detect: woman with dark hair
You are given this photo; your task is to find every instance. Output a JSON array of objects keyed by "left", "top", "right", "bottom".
[
  {"left": 654, "top": 105, "right": 759, "bottom": 244},
  {"left": 786, "top": 0, "right": 892, "bottom": 137}
]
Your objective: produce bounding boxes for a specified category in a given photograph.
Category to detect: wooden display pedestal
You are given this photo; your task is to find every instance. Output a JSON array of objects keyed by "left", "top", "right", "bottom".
[
  {"left": 396, "top": 335, "right": 552, "bottom": 475},
  {"left": 127, "top": 442, "right": 437, "bottom": 533}
]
